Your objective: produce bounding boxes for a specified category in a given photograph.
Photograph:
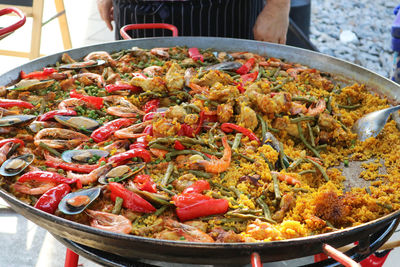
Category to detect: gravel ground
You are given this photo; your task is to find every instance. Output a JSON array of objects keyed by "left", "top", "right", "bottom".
[{"left": 309, "top": 0, "right": 398, "bottom": 78}]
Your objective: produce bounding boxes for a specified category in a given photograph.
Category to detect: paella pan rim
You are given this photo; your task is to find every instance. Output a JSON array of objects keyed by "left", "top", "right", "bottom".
[{"left": 1, "top": 37, "right": 400, "bottom": 263}]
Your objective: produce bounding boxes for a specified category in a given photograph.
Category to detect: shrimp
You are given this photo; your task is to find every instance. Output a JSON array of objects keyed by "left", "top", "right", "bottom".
[
  {"left": 86, "top": 210, "right": 132, "bottom": 234},
  {"left": 104, "top": 95, "right": 144, "bottom": 116},
  {"left": 143, "top": 66, "right": 163, "bottom": 77},
  {"left": 114, "top": 120, "right": 152, "bottom": 139},
  {"left": 73, "top": 73, "right": 105, "bottom": 88},
  {"left": 13, "top": 181, "right": 57, "bottom": 195},
  {"left": 58, "top": 98, "right": 88, "bottom": 110},
  {"left": 83, "top": 51, "right": 117, "bottom": 67},
  {"left": 34, "top": 128, "right": 90, "bottom": 149},
  {"left": 197, "top": 136, "right": 231, "bottom": 174},
  {"left": 306, "top": 99, "right": 326, "bottom": 117},
  {"left": 271, "top": 171, "right": 301, "bottom": 186},
  {"left": 150, "top": 48, "right": 169, "bottom": 58},
  {"left": 67, "top": 163, "right": 112, "bottom": 185},
  {"left": 103, "top": 139, "right": 130, "bottom": 153},
  {"left": 0, "top": 142, "right": 13, "bottom": 165},
  {"left": 155, "top": 219, "right": 214, "bottom": 243}
]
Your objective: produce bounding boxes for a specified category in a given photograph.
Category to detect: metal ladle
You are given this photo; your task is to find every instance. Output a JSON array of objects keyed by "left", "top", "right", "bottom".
[{"left": 353, "top": 105, "right": 400, "bottom": 141}]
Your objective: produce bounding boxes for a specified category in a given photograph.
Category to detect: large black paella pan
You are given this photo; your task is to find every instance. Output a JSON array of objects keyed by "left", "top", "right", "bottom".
[{"left": 0, "top": 37, "right": 400, "bottom": 265}]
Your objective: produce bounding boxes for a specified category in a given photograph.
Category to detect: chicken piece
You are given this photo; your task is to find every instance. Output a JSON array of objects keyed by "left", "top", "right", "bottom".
[
  {"left": 237, "top": 105, "right": 258, "bottom": 131},
  {"left": 272, "top": 193, "right": 296, "bottom": 223},
  {"left": 209, "top": 83, "right": 239, "bottom": 102},
  {"left": 155, "top": 219, "right": 214, "bottom": 243},
  {"left": 130, "top": 76, "right": 166, "bottom": 93},
  {"left": 165, "top": 63, "right": 185, "bottom": 91},
  {"left": 165, "top": 105, "right": 187, "bottom": 123},
  {"left": 193, "top": 70, "right": 234, "bottom": 87},
  {"left": 209, "top": 227, "right": 244, "bottom": 243},
  {"left": 272, "top": 117, "right": 299, "bottom": 138},
  {"left": 152, "top": 118, "right": 180, "bottom": 137},
  {"left": 217, "top": 103, "right": 233, "bottom": 123}
]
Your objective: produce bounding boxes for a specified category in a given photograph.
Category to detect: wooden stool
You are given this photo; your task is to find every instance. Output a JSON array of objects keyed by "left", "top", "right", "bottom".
[{"left": 0, "top": 0, "right": 72, "bottom": 59}]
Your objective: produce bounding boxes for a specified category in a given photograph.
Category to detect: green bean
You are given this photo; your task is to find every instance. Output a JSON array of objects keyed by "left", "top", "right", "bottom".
[
  {"left": 170, "top": 90, "right": 192, "bottom": 100},
  {"left": 154, "top": 205, "right": 169, "bottom": 217},
  {"left": 257, "top": 113, "right": 267, "bottom": 139},
  {"left": 297, "top": 123, "right": 321, "bottom": 159},
  {"left": 326, "top": 95, "right": 333, "bottom": 113},
  {"left": 304, "top": 158, "right": 329, "bottom": 182},
  {"left": 325, "top": 220, "right": 336, "bottom": 229},
  {"left": 291, "top": 96, "right": 316, "bottom": 103},
  {"left": 161, "top": 162, "right": 174, "bottom": 186},
  {"left": 233, "top": 152, "right": 255, "bottom": 163},
  {"left": 149, "top": 144, "right": 174, "bottom": 151},
  {"left": 226, "top": 212, "right": 275, "bottom": 224},
  {"left": 39, "top": 142, "right": 62, "bottom": 157},
  {"left": 278, "top": 142, "right": 287, "bottom": 171},
  {"left": 271, "top": 172, "right": 281, "bottom": 201},
  {"left": 138, "top": 91, "right": 166, "bottom": 99},
  {"left": 39, "top": 98, "right": 46, "bottom": 115},
  {"left": 260, "top": 152, "right": 275, "bottom": 171},
  {"left": 229, "top": 186, "right": 243, "bottom": 198},
  {"left": 337, "top": 104, "right": 361, "bottom": 110},
  {"left": 306, "top": 122, "right": 315, "bottom": 147},
  {"left": 337, "top": 120, "right": 349, "bottom": 132},
  {"left": 292, "top": 187, "right": 309, "bottom": 193},
  {"left": 129, "top": 187, "right": 171, "bottom": 206},
  {"left": 257, "top": 67, "right": 265, "bottom": 80},
  {"left": 229, "top": 209, "right": 263, "bottom": 214},
  {"left": 232, "top": 133, "right": 243, "bottom": 150},
  {"left": 149, "top": 136, "right": 207, "bottom": 146},
  {"left": 256, "top": 197, "right": 276, "bottom": 224},
  {"left": 288, "top": 158, "right": 303, "bottom": 170},
  {"left": 182, "top": 103, "right": 201, "bottom": 113},
  {"left": 298, "top": 169, "right": 317, "bottom": 175},
  {"left": 377, "top": 202, "right": 393, "bottom": 210},
  {"left": 365, "top": 187, "right": 372, "bottom": 195},
  {"left": 316, "top": 144, "right": 328, "bottom": 151},
  {"left": 290, "top": 116, "right": 316, "bottom": 123},
  {"left": 273, "top": 67, "right": 281, "bottom": 78},
  {"left": 271, "top": 83, "right": 283, "bottom": 92},
  {"left": 165, "top": 150, "right": 209, "bottom": 161},
  {"left": 157, "top": 185, "right": 176, "bottom": 196},
  {"left": 200, "top": 148, "right": 222, "bottom": 157},
  {"left": 188, "top": 170, "right": 213, "bottom": 179},
  {"left": 95, "top": 109, "right": 107, "bottom": 117},
  {"left": 112, "top": 197, "right": 123, "bottom": 215}
]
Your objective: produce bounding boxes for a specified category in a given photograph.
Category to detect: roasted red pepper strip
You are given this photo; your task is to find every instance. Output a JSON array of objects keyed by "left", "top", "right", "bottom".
[
  {"left": 45, "top": 157, "right": 105, "bottom": 174},
  {"left": 109, "top": 182, "right": 156, "bottom": 213},
  {"left": 177, "top": 124, "right": 194, "bottom": 137},
  {"left": 105, "top": 83, "right": 141, "bottom": 93},
  {"left": 134, "top": 174, "right": 157, "bottom": 193},
  {"left": 194, "top": 111, "right": 205, "bottom": 135},
  {"left": 91, "top": 118, "right": 134, "bottom": 143},
  {"left": 0, "top": 138, "right": 24, "bottom": 148},
  {"left": 34, "top": 183, "right": 71, "bottom": 214},
  {"left": 172, "top": 193, "right": 211, "bottom": 208},
  {"left": 176, "top": 199, "right": 229, "bottom": 221},
  {"left": 70, "top": 89, "right": 104, "bottom": 110},
  {"left": 174, "top": 140, "right": 186, "bottom": 150},
  {"left": 188, "top": 47, "right": 204, "bottom": 62},
  {"left": 20, "top": 67, "right": 56, "bottom": 80},
  {"left": 130, "top": 125, "right": 153, "bottom": 149},
  {"left": 236, "top": 58, "right": 256, "bottom": 75},
  {"left": 220, "top": 123, "right": 261, "bottom": 144},
  {"left": 108, "top": 148, "right": 152, "bottom": 164},
  {"left": 182, "top": 180, "right": 210, "bottom": 194},
  {"left": 143, "top": 99, "right": 160, "bottom": 113},
  {"left": 241, "top": 72, "right": 258, "bottom": 84},
  {"left": 37, "top": 109, "right": 77, "bottom": 121},
  {"left": 0, "top": 99, "right": 34, "bottom": 109},
  {"left": 18, "top": 171, "right": 82, "bottom": 189},
  {"left": 143, "top": 111, "right": 165, "bottom": 122}
]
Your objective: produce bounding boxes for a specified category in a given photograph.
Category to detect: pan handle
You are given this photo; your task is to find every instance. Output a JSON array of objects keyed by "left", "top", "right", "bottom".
[
  {"left": 0, "top": 7, "right": 26, "bottom": 38},
  {"left": 250, "top": 244, "right": 360, "bottom": 267},
  {"left": 120, "top": 23, "right": 178, "bottom": 40}
]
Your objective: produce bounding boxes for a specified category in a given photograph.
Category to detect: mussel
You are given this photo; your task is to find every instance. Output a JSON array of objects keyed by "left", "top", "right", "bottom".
[
  {"left": 54, "top": 115, "right": 100, "bottom": 132},
  {"left": 262, "top": 132, "right": 290, "bottom": 169},
  {"left": 61, "top": 149, "right": 109, "bottom": 164},
  {"left": 58, "top": 186, "right": 103, "bottom": 215},
  {"left": 6, "top": 79, "right": 55, "bottom": 91},
  {"left": 0, "top": 115, "right": 36, "bottom": 127},
  {"left": 58, "top": 59, "right": 106, "bottom": 70},
  {"left": 204, "top": 61, "right": 242, "bottom": 71},
  {"left": 98, "top": 163, "right": 145, "bottom": 184},
  {"left": 0, "top": 154, "right": 34, "bottom": 176}
]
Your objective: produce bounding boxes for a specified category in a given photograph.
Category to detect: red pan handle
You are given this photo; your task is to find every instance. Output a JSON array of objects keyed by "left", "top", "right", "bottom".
[
  {"left": 0, "top": 7, "right": 26, "bottom": 38},
  {"left": 120, "top": 23, "right": 178, "bottom": 40}
]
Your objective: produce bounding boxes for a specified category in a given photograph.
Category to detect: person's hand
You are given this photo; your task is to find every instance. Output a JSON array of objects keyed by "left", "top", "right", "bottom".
[
  {"left": 97, "top": 0, "right": 114, "bottom": 31},
  {"left": 253, "top": 0, "right": 290, "bottom": 44}
]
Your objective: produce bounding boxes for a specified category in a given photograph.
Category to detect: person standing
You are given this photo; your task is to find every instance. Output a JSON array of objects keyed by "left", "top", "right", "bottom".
[{"left": 97, "top": 0, "right": 290, "bottom": 44}]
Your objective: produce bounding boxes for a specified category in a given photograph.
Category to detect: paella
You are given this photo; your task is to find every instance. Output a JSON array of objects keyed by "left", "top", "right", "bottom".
[{"left": 0, "top": 46, "right": 399, "bottom": 243}]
